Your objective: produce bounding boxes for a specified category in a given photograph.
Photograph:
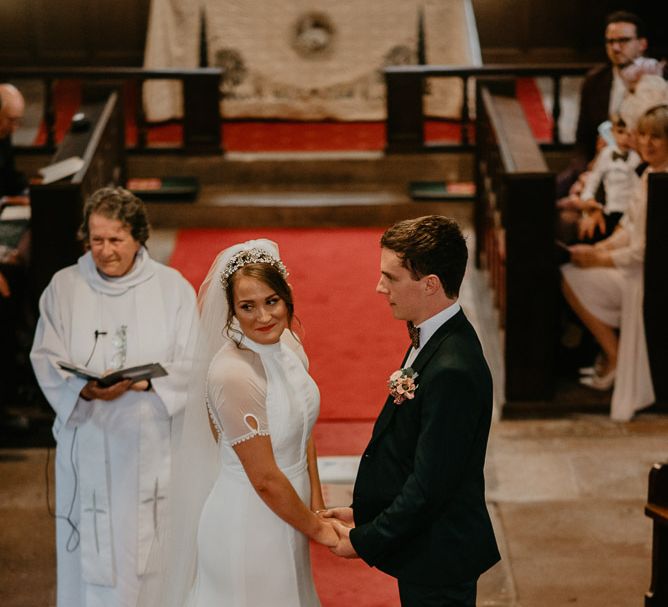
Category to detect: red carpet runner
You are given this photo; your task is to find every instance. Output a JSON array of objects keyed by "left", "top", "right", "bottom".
[{"left": 169, "top": 227, "right": 404, "bottom": 605}]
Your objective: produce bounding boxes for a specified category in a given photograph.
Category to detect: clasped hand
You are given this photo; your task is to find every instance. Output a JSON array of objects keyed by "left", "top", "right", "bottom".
[
  {"left": 80, "top": 378, "right": 149, "bottom": 401},
  {"left": 316, "top": 507, "right": 358, "bottom": 558},
  {"left": 568, "top": 243, "right": 605, "bottom": 267}
]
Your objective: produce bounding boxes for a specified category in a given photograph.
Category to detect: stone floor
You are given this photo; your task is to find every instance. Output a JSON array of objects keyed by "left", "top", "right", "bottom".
[
  {"left": 3, "top": 414, "right": 664, "bottom": 606},
  {"left": 2, "top": 227, "right": 664, "bottom": 606}
]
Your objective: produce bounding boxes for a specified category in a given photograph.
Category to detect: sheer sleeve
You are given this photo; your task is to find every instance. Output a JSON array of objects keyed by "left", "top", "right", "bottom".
[{"left": 207, "top": 351, "right": 270, "bottom": 445}]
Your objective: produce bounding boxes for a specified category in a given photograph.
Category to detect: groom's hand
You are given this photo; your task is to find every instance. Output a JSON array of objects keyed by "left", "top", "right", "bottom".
[
  {"left": 319, "top": 507, "right": 354, "bottom": 525},
  {"left": 329, "top": 521, "right": 359, "bottom": 559}
]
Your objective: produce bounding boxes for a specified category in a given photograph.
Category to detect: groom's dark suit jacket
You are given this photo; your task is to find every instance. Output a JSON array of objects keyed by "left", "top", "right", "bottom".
[{"left": 349, "top": 309, "right": 500, "bottom": 585}]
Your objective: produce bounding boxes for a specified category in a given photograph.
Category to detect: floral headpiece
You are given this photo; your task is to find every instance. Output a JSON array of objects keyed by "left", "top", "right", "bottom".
[{"left": 219, "top": 248, "right": 289, "bottom": 288}]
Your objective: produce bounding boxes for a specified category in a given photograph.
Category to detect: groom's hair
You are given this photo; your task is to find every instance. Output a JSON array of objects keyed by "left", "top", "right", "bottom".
[{"left": 381, "top": 215, "right": 467, "bottom": 298}]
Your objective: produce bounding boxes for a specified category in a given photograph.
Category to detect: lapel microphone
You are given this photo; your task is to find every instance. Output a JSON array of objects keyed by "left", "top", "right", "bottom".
[{"left": 85, "top": 330, "right": 108, "bottom": 366}]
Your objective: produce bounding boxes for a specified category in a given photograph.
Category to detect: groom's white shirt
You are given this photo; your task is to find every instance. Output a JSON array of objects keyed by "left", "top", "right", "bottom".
[{"left": 405, "top": 302, "right": 461, "bottom": 368}]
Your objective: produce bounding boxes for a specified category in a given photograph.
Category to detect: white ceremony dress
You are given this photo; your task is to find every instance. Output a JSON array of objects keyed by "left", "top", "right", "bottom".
[{"left": 186, "top": 333, "right": 321, "bottom": 607}]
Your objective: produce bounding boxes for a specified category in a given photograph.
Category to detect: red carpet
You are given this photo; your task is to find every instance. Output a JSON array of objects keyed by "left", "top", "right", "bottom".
[
  {"left": 311, "top": 543, "right": 400, "bottom": 607},
  {"left": 516, "top": 77, "right": 553, "bottom": 141},
  {"left": 168, "top": 228, "right": 407, "bottom": 421},
  {"left": 33, "top": 77, "right": 551, "bottom": 151}
]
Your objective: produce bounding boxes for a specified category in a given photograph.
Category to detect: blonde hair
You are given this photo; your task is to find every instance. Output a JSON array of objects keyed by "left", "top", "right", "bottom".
[{"left": 637, "top": 105, "right": 668, "bottom": 140}]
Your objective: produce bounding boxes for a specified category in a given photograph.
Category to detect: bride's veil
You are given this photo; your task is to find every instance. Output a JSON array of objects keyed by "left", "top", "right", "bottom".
[{"left": 139, "top": 239, "right": 284, "bottom": 607}]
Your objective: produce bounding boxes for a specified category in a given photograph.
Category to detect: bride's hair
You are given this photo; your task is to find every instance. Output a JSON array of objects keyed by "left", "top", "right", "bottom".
[{"left": 224, "top": 263, "right": 295, "bottom": 336}]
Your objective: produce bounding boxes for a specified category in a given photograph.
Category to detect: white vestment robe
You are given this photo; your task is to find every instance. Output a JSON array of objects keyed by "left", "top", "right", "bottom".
[{"left": 31, "top": 248, "right": 199, "bottom": 607}]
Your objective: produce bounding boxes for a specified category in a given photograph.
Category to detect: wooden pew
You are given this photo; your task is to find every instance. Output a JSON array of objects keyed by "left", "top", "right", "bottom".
[
  {"left": 645, "top": 462, "right": 668, "bottom": 606},
  {"left": 644, "top": 173, "right": 668, "bottom": 405},
  {"left": 29, "top": 89, "right": 125, "bottom": 301},
  {"left": 474, "top": 80, "right": 558, "bottom": 403}
]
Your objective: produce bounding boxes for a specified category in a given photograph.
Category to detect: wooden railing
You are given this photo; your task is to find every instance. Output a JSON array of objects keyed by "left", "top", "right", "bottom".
[
  {"left": 645, "top": 462, "right": 668, "bottom": 606},
  {"left": 0, "top": 67, "right": 223, "bottom": 155},
  {"left": 474, "top": 79, "right": 558, "bottom": 404},
  {"left": 384, "top": 63, "right": 596, "bottom": 153}
]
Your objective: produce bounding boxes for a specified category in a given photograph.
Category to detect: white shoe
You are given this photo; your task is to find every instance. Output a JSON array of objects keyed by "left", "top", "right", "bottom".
[
  {"left": 579, "top": 353, "right": 605, "bottom": 377},
  {"left": 580, "top": 367, "right": 615, "bottom": 391}
]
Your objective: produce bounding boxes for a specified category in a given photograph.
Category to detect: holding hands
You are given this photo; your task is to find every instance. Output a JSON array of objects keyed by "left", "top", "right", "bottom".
[{"left": 317, "top": 507, "right": 359, "bottom": 559}]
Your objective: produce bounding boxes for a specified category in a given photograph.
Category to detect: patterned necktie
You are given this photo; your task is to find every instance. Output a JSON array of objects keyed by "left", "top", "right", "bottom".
[
  {"left": 612, "top": 150, "right": 629, "bottom": 162},
  {"left": 407, "top": 321, "right": 420, "bottom": 349}
]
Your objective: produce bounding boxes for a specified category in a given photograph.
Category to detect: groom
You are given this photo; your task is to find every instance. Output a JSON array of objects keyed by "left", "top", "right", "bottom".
[{"left": 326, "top": 216, "right": 500, "bottom": 606}]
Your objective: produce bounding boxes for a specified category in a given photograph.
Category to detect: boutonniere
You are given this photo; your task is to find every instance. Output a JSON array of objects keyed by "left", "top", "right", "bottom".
[{"left": 388, "top": 367, "right": 419, "bottom": 405}]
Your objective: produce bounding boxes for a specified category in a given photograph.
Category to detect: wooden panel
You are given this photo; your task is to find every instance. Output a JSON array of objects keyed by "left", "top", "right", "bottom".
[
  {"left": 33, "top": 0, "right": 90, "bottom": 64},
  {"left": 1, "top": 0, "right": 666, "bottom": 68},
  {"left": 644, "top": 173, "right": 668, "bottom": 404},
  {"left": 474, "top": 81, "right": 558, "bottom": 403},
  {"left": 472, "top": 0, "right": 668, "bottom": 62},
  {"left": 503, "top": 174, "right": 557, "bottom": 401},
  {"left": 526, "top": 0, "right": 580, "bottom": 49},
  {"left": 88, "top": 0, "right": 150, "bottom": 65},
  {"left": 0, "top": 0, "right": 150, "bottom": 67},
  {"left": 0, "top": 0, "right": 37, "bottom": 64}
]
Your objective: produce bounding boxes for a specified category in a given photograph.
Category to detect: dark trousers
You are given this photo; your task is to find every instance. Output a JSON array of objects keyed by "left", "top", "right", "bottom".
[{"left": 398, "top": 578, "right": 477, "bottom": 607}]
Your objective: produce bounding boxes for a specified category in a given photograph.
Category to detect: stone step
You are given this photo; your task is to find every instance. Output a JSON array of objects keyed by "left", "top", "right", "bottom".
[
  {"left": 128, "top": 151, "right": 472, "bottom": 186},
  {"left": 146, "top": 186, "right": 471, "bottom": 228}
]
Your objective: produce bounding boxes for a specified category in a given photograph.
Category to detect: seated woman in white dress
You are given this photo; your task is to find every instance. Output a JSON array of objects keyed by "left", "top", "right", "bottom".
[
  {"left": 140, "top": 240, "right": 336, "bottom": 607},
  {"left": 561, "top": 84, "right": 668, "bottom": 421}
]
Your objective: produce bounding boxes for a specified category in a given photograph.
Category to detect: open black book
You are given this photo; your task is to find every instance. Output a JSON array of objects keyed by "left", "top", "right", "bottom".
[{"left": 57, "top": 361, "right": 168, "bottom": 387}]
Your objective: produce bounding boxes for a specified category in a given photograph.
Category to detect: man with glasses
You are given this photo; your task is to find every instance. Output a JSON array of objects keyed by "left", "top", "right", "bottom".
[{"left": 559, "top": 11, "right": 650, "bottom": 196}]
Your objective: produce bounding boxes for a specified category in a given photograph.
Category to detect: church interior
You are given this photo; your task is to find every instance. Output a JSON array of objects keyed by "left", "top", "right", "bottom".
[{"left": 1, "top": 1, "right": 668, "bottom": 605}]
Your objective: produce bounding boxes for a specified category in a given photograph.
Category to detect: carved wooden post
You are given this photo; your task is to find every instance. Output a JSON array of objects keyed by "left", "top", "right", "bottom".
[
  {"left": 182, "top": 71, "right": 222, "bottom": 154},
  {"left": 44, "top": 78, "right": 56, "bottom": 151},
  {"left": 135, "top": 77, "right": 148, "bottom": 151},
  {"left": 551, "top": 74, "right": 562, "bottom": 145},
  {"left": 461, "top": 75, "right": 470, "bottom": 145},
  {"left": 385, "top": 68, "right": 424, "bottom": 153}
]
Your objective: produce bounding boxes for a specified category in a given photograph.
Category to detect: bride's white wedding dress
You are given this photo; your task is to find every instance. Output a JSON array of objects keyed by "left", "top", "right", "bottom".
[{"left": 185, "top": 332, "right": 321, "bottom": 607}]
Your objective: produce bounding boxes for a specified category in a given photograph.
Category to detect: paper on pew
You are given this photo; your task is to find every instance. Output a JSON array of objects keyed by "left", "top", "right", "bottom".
[
  {"left": 38, "top": 156, "right": 85, "bottom": 184},
  {"left": 0, "top": 205, "right": 31, "bottom": 220}
]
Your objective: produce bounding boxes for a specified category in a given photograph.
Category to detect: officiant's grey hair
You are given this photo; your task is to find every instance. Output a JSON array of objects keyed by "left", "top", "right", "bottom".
[{"left": 78, "top": 187, "right": 151, "bottom": 246}]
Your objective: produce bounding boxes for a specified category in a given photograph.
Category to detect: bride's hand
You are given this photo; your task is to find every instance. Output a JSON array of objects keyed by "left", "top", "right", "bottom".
[
  {"left": 319, "top": 506, "right": 354, "bottom": 526},
  {"left": 312, "top": 519, "right": 338, "bottom": 547}
]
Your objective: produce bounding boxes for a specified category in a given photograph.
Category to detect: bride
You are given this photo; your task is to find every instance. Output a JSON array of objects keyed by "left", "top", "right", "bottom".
[{"left": 141, "top": 239, "right": 337, "bottom": 607}]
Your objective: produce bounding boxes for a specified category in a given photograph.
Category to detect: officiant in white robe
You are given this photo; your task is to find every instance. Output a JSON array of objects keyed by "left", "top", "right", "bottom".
[{"left": 30, "top": 187, "right": 199, "bottom": 607}]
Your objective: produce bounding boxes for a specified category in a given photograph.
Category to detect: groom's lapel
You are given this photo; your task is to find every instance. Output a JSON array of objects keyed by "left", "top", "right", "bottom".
[
  {"left": 410, "top": 309, "right": 465, "bottom": 377},
  {"left": 368, "top": 310, "right": 466, "bottom": 446}
]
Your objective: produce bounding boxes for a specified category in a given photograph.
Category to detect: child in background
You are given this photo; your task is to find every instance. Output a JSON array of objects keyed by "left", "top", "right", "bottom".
[{"left": 574, "top": 114, "right": 641, "bottom": 242}]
